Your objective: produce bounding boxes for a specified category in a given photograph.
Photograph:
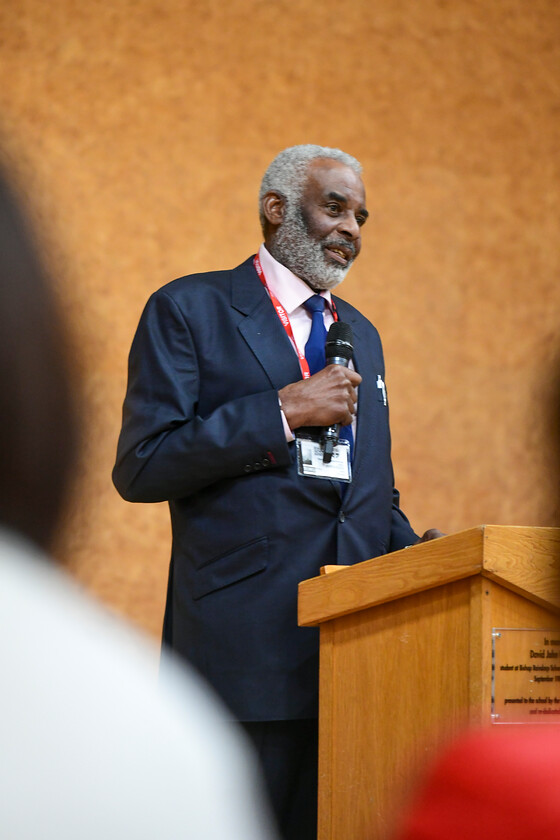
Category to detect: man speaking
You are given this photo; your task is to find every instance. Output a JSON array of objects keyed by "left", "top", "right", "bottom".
[{"left": 113, "top": 144, "right": 441, "bottom": 840}]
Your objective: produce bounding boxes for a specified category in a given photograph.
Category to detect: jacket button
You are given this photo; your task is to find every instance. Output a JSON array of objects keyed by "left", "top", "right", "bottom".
[
  {"left": 338, "top": 511, "right": 345, "bottom": 523},
  {"left": 262, "top": 458, "right": 270, "bottom": 467},
  {"left": 244, "top": 464, "right": 252, "bottom": 473}
]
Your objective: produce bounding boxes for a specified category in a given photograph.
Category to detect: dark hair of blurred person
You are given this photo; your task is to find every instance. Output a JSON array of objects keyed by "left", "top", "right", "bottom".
[{"left": 0, "top": 169, "right": 78, "bottom": 550}]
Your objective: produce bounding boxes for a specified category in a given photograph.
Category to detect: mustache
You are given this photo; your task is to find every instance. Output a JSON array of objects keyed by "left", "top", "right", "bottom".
[{"left": 323, "top": 238, "right": 357, "bottom": 260}]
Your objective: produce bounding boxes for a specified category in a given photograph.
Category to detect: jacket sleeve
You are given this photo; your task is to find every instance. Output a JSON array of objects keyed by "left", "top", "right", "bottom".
[
  {"left": 389, "top": 487, "right": 419, "bottom": 550},
  {"left": 112, "top": 289, "right": 292, "bottom": 503}
]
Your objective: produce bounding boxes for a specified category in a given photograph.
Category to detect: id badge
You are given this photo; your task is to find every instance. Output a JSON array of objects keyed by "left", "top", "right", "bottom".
[{"left": 296, "top": 435, "right": 352, "bottom": 483}]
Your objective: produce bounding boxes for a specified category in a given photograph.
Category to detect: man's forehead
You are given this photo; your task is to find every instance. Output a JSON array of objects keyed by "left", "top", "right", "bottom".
[{"left": 303, "top": 158, "right": 366, "bottom": 204}]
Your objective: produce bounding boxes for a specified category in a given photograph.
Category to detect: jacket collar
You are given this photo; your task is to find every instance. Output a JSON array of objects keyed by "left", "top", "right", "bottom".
[{"left": 231, "top": 256, "right": 302, "bottom": 390}]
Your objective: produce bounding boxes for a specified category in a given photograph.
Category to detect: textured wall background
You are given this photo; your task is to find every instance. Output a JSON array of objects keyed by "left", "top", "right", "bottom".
[{"left": 1, "top": 0, "right": 558, "bottom": 637}]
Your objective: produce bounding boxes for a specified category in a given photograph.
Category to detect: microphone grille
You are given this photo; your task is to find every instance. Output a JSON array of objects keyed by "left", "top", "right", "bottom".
[{"left": 325, "top": 321, "right": 354, "bottom": 361}]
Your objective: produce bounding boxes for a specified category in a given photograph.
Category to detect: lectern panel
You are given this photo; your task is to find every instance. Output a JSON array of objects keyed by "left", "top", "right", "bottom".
[{"left": 320, "top": 580, "right": 473, "bottom": 840}]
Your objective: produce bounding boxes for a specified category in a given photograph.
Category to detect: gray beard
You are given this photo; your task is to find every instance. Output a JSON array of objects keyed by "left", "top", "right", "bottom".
[{"left": 270, "top": 207, "right": 353, "bottom": 291}]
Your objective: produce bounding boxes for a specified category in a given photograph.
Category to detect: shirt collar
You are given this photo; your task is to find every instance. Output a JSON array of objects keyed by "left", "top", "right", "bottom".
[{"left": 258, "top": 244, "right": 332, "bottom": 315}]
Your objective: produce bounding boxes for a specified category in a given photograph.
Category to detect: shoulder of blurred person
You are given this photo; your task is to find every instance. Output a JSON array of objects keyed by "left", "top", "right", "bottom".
[
  {"left": 0, "top": 162, "right": 277, "bottom": 839},
  {"left": 0, "top": 524, "right": 277, "bottom": 839}
]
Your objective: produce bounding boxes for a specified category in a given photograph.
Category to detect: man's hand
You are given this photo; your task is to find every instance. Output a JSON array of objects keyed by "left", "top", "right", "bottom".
[
  {"left": 279, "top": 366, "right": 362, "bottom": 431},
  {"left": 416, "top": 529, "right": 446, "bottom": 543}
]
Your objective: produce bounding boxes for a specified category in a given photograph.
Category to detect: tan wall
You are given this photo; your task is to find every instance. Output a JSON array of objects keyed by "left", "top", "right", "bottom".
[{"left": 1, "top": 0, "right": 559, "bottom": 637}]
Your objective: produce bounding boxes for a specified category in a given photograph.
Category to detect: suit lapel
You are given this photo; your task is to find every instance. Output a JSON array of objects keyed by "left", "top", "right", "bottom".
[{"left": 231, "top": 257, "right": 303, "bottom": 390}]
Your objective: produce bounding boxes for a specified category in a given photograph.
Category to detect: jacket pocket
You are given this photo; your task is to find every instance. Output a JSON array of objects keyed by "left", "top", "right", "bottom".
[{"left": 192, "top": 536, "right": 268, "bottom": 600}]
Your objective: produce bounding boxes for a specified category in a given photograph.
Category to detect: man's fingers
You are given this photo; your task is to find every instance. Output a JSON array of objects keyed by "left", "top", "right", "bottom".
[{"left": 279, "top": 366, "right": 361, "bottom": 430}]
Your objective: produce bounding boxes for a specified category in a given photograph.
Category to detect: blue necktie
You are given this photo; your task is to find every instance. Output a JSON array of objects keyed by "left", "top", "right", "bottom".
[
  {"left": 303, "top": 295, "right": 327, "bottom": 375},
  {"left": 303, "top": 296, "right": 354, "bottom": 461}
]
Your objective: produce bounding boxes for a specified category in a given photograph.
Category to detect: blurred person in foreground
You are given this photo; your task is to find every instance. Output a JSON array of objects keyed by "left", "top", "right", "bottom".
[
  {"left": 393, "top": 727, "right": 560, "bottom": 840},
  {"left": 0, "top": 165, "right": 278, "bottom": 840}
]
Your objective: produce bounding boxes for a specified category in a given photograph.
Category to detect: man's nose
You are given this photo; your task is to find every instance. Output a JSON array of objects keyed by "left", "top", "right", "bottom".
[{"left": 337, "top": 212, "right": 361, "bottom": 241}]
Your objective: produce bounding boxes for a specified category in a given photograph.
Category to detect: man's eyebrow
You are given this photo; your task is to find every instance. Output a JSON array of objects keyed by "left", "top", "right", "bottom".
[
  {"left": 327, "top": 191, "right": 347, "bottom": 204},
  {"left": 327, "top": 191, "right": 369, "bottom": 218}
]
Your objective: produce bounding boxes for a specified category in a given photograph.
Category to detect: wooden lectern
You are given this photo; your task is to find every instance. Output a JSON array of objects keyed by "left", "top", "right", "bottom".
[{"left": 298, "top": 525, "right": 560, "bottom": 840}]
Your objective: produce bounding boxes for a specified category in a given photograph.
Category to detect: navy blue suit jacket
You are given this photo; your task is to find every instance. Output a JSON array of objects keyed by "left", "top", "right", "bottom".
[{"left": 113, "top": 256, "right": 417, "bottom": 721}]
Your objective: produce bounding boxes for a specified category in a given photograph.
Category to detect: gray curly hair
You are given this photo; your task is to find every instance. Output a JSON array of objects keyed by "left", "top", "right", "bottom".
[{"left": 259, "top": 144, "right": 362, "bottom": 234}]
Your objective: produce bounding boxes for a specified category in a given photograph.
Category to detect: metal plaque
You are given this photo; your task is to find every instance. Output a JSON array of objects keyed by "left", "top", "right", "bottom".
[{"left": 492, "top": 628, "right": 560, "bottom": 724}]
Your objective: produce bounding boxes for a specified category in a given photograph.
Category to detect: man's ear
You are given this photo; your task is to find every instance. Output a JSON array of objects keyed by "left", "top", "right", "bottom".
[{"left": 261, "top": 191, "right": 286, "bottom": 227}]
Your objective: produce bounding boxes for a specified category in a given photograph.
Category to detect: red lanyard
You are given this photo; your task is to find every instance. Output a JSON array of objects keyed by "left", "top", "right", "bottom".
[{"left": 253, "top": 254, "right": 338, "bottom": 380}]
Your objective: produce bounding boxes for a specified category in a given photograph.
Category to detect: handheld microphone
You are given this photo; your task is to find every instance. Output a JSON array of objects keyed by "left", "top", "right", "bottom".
[{"left": 321, "top": 321, "right": 354, "bottom": 463}]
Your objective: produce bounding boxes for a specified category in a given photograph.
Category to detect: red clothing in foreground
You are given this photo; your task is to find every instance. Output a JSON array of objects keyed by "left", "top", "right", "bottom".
[{"left": 395, "top": 727, "right": 560, "bottom": 840}]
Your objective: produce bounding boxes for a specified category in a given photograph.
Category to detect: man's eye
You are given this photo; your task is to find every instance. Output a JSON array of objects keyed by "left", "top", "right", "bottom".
[
  {"left": 356, "top": 215, "right": 367, "bottom": 226},
  {"left": 327, "top": 203, "right": 340, "bottom": 213}
]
